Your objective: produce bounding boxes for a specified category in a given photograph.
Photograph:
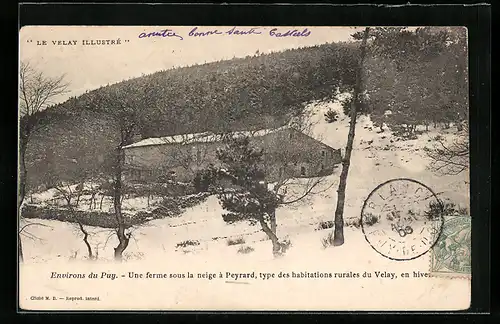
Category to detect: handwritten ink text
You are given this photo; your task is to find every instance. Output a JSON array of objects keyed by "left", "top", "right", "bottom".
[
  {"left": 189, "top": 27, "right": 223, "bottom": 37},
  {"left": 225, "top": 27, "right": 262, "bottom": 36},
  {"left": 269, "top": 28, "right": 311, "bottom": 37},
  {"left": 138, "top": 29, "right": 184, "bottom": 40}
]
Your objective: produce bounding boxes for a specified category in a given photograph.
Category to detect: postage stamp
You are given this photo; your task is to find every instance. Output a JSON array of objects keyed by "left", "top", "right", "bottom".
[{"left": 430, "top": 215, "right": 471, "bottom": 278}]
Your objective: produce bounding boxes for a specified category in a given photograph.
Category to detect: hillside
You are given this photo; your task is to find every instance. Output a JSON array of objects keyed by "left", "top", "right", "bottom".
[
  {"left": 20, "top": 99, "right": 470, "bottom": 310},
  {"left": 24, "top": 41, "right": 358, "bottom": 191},
  {"left": 21, "top": 98, "right": 469, "bottom": 263}
]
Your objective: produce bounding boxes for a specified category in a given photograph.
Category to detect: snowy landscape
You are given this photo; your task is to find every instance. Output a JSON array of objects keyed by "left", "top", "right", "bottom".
[
  {"left": 19, "top": 26, "right": 471, "bottom": 311},
  {"left": 19, "top": 99, "right": 469, "bottom": 264}
]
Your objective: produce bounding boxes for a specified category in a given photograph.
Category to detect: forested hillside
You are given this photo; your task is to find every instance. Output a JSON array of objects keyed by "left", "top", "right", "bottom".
[{"left": 25, "top": 41, "right": 359, "bottom": 190}]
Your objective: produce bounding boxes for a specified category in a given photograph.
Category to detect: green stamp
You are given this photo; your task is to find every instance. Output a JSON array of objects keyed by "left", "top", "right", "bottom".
[{"left": 430, "top": 215, "right": 471, "bottom": 276}]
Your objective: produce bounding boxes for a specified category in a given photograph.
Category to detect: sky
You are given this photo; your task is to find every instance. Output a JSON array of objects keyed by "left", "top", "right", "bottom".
[{"left": 19, "top": 26, "right": 364, "bottom": 104}]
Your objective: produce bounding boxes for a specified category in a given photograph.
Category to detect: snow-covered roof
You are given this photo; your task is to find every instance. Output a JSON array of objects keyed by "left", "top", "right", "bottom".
[{"left": 122, "top": 125, "right": 292, "bottom": 149}]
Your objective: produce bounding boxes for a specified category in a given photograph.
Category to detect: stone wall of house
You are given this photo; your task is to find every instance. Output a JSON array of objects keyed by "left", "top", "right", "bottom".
[{"left": 123, "top": 141, "right": 223, "bottom": 183}]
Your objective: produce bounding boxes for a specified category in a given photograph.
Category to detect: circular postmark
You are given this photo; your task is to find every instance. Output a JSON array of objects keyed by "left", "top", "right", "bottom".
[{"left": 361, "top": 178, "right": 444, "bottom": 261}]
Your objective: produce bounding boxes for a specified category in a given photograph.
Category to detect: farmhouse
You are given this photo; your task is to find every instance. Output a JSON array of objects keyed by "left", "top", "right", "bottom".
[{"left": 122, "top": 125, "right": 342, "bottom": 183}]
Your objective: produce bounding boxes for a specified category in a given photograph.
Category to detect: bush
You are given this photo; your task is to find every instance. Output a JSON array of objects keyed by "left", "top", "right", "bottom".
[
  {"left": 193, "top": 168, "right": 218, "bottom": 193},
  {"left": 237, "top": 245, "right": 255, "bottom": 254},
  {"left": 175, "top": 240, "right": 200, "bottom": 248},
  {"left": 321, "top": 231, "right": 335, "bottom": 249},
  {"left": 324, "top": 109, "right": 339, "bottom": 123},
  {"left": 278, "top": 238, "right": 293, "bottom": 255},
  {"left": 340, "top": 94, "right": 369, "bottom": 117},
  {"left": 124, "top": 252, "right": 145, "bottom": 261},
  {"left": 425, "top": 199, "right": 466, "bottom": 220},
  {"left": 390, "top": 125, "right": 419, "bottom": 140},
  {"left": 227, "top": 237, "right": 246, "bottom": 246},
  {"left": 362, "top": 212, "right": 379, "bottom": 226},
  {"left": 345, "top": 218, "right": 361, "bottom": 228},
  {"left": 316, "top": 220, "right": 334, "bottom": 231},
  {"left": 152, "top": 192, "right": 211, "bottom": 218}
]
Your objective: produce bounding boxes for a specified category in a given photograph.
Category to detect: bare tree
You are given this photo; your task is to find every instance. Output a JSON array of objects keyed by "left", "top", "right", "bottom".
[
  {"left": 18, "top": 61, "right": 69, "bottom": 262},
  {"left": 425, "top": 124, "right": 469, "bottom": 176},
  {"left": 84, "top": 79, "right": 154, "bottom": 261},
  {"left": 332, "top": 27, "right": 370, "bottom": 246},
  {"left": 53, "top": 182, "right": 95, "bottom": 260}
]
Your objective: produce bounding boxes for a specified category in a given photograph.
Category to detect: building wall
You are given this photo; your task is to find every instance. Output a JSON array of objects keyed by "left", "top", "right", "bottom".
[
  {"left": 250, "top": 128, "right": 341, "bottom": 181},
  {"left": 123, "top": 141, "right": 222, "bottom": 183},
  {"left": 123, "top": 128, "right": 342, "bottom": 183}
]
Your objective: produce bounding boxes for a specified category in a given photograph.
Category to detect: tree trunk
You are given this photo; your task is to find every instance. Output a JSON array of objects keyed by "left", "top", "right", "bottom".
[
  {"left": 259, "top": 217, "right": 281, "bottom": 257},
  {"left": 113, "top": 147, "right": 129, "bottom": 261},
  {"left": 19, "top": 233, "right": 24, "bottom": 263},
  {"left": 114, "top": 227, "right": 130, "bottom": 260},
  {"left": 77, "top": 221, "right": 93, "bottom": 259},
  {"left": 18, "top": 141, "right": 28, "bottom": 263},
  {"left": 333, "top": 27, "right": 370, "bottom": 246},
  {"left": 100, "top": 195, "right": 105, "bottom": 210},
  {"left": 270, "top": 209, "right": 277, "bottom": 236},
  {"left": 19, "top": 142, "right": 27, "bottom": 212}
]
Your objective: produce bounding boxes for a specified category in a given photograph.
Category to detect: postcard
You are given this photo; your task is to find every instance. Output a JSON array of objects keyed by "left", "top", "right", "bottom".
[{"left": 18, "top": 25, "right": 471, "bottom": 311}]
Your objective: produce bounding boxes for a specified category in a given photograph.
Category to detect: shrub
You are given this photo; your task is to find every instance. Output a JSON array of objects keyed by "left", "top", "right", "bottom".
[
  {"left": 193, "top": 168, "right": 219, "bottom": 193},
  {"left": 124, "top": 252, "right": 145, "bottom": 261},
  {"left": 390, "top": 125, "right": 419, "bottom": 140},
  {"left": 152, "top": 192, "right": 211, "bottom": 218},
  {"left": 424, "top": 199, "right": 466, "bottom": 220},
  {"left": 362, "top": 212, "right": 379, "bottom": 226},
  {"left": 316, "top": 220, "right": 334, "bottom": 231},
  {"left": 278, "top": 238, "right": 293, "bottom": 255},
  {"left": 321, "top": 231, "right": 335, "bottom": 249},
  {"left": 227, "top": 237, "right": 246, "bottom": 246},
  {"left": 324, "top": 109, "right": 339, "bottom": 123},
  {"left": 237, "top": 245, "right": 255, "bottom": 254},
  {"left": 193, "top": 172, "right": 209, "bottom": 193},
  {"left": 175, "top": 240, "right": 200, "bottom": 248},
  {"left": 345, "top": 218, "right": 361, "bottom": 228}
]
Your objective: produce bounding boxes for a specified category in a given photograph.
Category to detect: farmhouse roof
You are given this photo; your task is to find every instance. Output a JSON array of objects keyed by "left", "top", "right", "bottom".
[{"left": 122, "top": 125, "right": 293, "bottom": 149}]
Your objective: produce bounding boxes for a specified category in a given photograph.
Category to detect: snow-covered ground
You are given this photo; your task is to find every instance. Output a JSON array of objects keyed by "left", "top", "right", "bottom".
[
  {"left": 29, "top": 184, "right": 164, "bottom": 215},
  {"left": 19, "top": 99, "right": 470, "bottom": 310},
  {"left": 20, "top": 98, "right": 469, "bottom": 262}
]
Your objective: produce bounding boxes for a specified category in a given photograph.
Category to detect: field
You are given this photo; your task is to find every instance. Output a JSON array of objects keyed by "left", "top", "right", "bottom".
[
  {"left": 19, "top": 98, "right": 469, "bottom": 264},
  {"left": 19, "top": 98, "right": 471, "bottom": 311}
]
